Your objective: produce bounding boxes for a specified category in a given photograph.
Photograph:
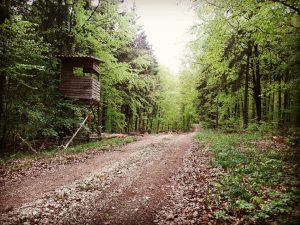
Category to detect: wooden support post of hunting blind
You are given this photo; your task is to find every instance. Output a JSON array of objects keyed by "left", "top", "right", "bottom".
[{"left": 62, "top": 114, "right": 89, "bottom": 151}]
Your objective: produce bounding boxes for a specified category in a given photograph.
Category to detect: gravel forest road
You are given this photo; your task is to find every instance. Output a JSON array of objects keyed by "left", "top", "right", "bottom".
[{"left": 0, "top": 133, "right": 196, "bottom": 225}]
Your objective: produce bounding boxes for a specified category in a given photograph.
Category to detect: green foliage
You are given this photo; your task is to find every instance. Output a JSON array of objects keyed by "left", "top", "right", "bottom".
[
  {"left": 197, "top": 130, "right": 300, "bottom": 223},
  {"left": 285, "top": 127, "right": 300, "bottom": 146},
  {"left": 179, "top": 69, "right": 199, "bottom": 131},
  {"left": 153, "top": 66, "right": 200, "bottom": 132},
  {"left": 0, "top": 0, "right": 162, "bottom": 153},
  {"left": 0, "top": 137, "right": 136, "bottom": 165},
  {"left": 184, "top": 0, "right": 300, "bottom": 129},
  {"left": 155, "top": 66, "right": 181, "bottom": 131},
  {"left": 0, "top": 17, "right": 83, "bottom": 142},
  {"left": 213, "top": 210, "right": 230, "bottom": 222}
]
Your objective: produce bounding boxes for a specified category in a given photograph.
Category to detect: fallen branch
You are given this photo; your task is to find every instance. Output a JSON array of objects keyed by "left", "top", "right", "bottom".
[{"left": 16, "top": 133, "right": 37, "bottom": 153}]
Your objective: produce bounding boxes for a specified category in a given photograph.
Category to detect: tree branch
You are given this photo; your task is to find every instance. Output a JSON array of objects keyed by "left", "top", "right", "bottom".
[{"left": 81, "top": 0, "right": 102, "bottom": 29}]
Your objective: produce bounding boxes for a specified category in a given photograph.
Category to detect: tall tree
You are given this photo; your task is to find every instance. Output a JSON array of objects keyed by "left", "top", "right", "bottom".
[{"left": 184, "top": 0, "right": 300, "bottom": 129}]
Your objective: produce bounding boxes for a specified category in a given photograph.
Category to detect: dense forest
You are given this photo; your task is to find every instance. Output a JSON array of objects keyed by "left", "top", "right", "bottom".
[
  {"left": 0, "top": 0, "right": 299, "bottom": 153},
  {"left": 0, "top": 1, "right": 299, "bottom": 224},
  {"left": 0, "top": 0, "right": 191, "bottom": 153},
  {"left": 184, "top": 0, "right": 300, "bottom": 131}
]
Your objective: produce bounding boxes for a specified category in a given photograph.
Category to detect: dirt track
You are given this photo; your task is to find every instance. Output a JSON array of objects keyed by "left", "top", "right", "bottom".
[{"left": 0, "top": 133, "right": 195, "bottom": 224}]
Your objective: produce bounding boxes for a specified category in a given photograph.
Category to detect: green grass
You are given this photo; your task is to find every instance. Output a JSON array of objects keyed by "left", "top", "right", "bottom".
[
  {"left": 0, "top": 137, "right": 136, "bottom": 166},
  {"left": 197, "top": 130, "right": 300, "bottom": 224}
]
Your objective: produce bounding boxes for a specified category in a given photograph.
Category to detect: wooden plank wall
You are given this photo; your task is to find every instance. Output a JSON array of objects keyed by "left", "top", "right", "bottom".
[{"left": 60, "top": 77, "right": 100, "bottom": 102}]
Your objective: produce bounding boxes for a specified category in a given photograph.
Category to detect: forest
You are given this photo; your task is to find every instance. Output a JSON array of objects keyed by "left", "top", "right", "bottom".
[
  {"left": 1, "top": 0, "right": 299, "bottom": 153},
  {"left": 0, "top": 0, "right": 299, "bottom": 224},
  {"left": 185, "top": 0, "right": 300, "bottom": 133},
  {"left": 0, "top": 0, "right": 186, "bottom": 153}
]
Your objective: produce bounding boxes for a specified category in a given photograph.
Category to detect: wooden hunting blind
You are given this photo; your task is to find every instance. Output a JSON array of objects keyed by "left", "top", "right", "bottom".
[{"left": 58, "top": 55, "right": 103, "bottom": 105}]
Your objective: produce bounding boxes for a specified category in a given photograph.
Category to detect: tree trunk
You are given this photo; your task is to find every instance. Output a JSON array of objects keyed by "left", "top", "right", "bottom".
[
  {"left": 216, "top": 104, "right": 219, "bottom": 128},
  {"left": 283, "top": 72, "right": 289, "bottom": 126},
  {"left": 252, "top": 96, "right": 256, "bottom": 120},
  {"left": 270, "top": 92, "right": 275, "bottom": 122},
  {"left": 263, "top": 93, "right": 268, "bottom": 121},
  {"left": 101, "top": 102, "right": 106, "bottom": 132},
  {"left": 156, "top": 117, "right": 160, "bottom": 133},
  {"left": 296, "top": 94, "right": 300, "bottom": 127},
  {"left": 135, "top": 115, "right": 138, "bottom": 132},
  {"left": 0, "top": 73, "right": 7, "bottom": 153},
  {"left": 252, "top": 44, "right": 262, "bottom": 122},
  {"left": 0, "top": 2, "right": 10, "bottom": 151},
  {"left": 283, "top": 92, "right": 289, "bottom": 125},
  {"left": 243, "top": 43, "right": 251, "bottom": 128},
  {"left": 0, "top": 74, "right": 5, "bottom": 127},
  {"left": 122, "top": 105, "right": 131, "bottom": 132},
  {"left": 150, "top": 117, "right": 153, "bottom": 132},
  {"left": 278, "top": 78, "right": 282, "bottom": 127},
  {"left": 234, "top": 104, "right": 237, "bottom": 119}
]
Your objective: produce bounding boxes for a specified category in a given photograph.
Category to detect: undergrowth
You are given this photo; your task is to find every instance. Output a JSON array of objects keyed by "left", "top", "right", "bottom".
[
  {"left": 0, "top": 137, "right": 136, "bottom": 166},
  {"left": 197, "top": 130, "right": 300, "bottom": 224}
]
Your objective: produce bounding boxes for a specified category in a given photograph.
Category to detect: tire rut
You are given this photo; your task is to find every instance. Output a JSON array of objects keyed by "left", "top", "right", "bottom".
[
  {"left": 0, "top": 134, "right": 173, "bottom": 212},
  {"left": 92, "top": 133, "right": 193, "bottom": 225},
  {"left": 0, "top": 133, "right": 194, "bottom": 225}
]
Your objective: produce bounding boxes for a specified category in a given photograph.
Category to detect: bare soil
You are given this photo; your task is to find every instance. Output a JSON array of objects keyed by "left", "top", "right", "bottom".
[
  {"left": 0, "top": 133, "right": 196, "bottom": 225},
  {"left": 0, "top": 134, "right": 172, "bottom": 212}
]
